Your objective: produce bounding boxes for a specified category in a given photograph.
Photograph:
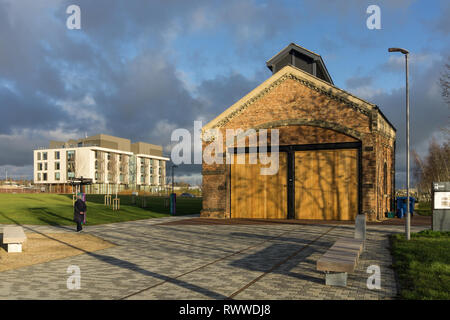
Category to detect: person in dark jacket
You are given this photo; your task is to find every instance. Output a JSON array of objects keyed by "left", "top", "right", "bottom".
[{"left": 73, "top": 193, "right": 87, "bottom": 232}]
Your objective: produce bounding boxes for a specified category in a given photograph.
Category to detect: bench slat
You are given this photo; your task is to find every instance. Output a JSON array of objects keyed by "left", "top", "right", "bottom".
[
  {"left": 2, "top": 227, "right": 27, "bottom": 244},
  {"left": 317, "top": 238, "right": 363, "bottom": 273},
  {"left": 334, "top": 239, "right": 364, "bottom": 254},
  {"left": 317, "top": 258, "right": 356, "bottom": 273}
]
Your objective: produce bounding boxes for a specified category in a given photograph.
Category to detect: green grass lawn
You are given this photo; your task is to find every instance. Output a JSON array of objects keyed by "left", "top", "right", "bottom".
[
  {"left": 0, "top": 193, "right": 202, "bottom": 226},
  {"left": 415, "top": 202, "right": 432, "bottom": 216},
  {"left": 390, "top": 230, "right": 450, "bottom": 299}
]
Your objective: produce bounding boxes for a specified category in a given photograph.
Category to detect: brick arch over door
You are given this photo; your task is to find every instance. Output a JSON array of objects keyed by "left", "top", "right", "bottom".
[
  {"left": 253, "top": 119, "right": 364, "bottom": 140},
  {"left": 231, "top": 123, "right": 360, "bottom": 146}
]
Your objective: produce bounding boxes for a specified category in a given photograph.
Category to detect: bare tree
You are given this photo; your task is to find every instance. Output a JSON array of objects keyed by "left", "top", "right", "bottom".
[
  {"left": 440, "top": 61, "right": 450, "bottom": 106},
  {"left": 413, "top": 138, "right": 450, "bottom": 199},
  {"left": 439, "top": 61, "right": 450, "bottom": 140}
]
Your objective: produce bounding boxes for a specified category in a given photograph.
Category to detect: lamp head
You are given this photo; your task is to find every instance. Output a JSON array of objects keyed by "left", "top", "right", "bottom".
[{"left": 388, "top": 47, "right": 409, "bottom": 54}]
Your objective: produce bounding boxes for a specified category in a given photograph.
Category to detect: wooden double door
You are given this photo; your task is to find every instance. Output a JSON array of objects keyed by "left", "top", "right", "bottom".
[{"left": 230, "top": 145, "right": 359, "bottom": 220}]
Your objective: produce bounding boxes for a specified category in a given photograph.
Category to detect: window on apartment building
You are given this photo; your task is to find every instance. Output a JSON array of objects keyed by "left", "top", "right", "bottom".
[
  {"left": 67, "top": 162, "right": 75, "bottom": 179},
  {"left": 43, "top": 173, "right": 47, "bottom": 181},
  {"left": 37, "top": 163, "right": 42, "bottom": 171},
  {"left": 140, "top": 175, "right": 144, "bottom": 183},
  {"left": 95, "top": 160, "right": 99, "bottom": 170},
  {"left": 37, "top": 173, "right": 41, "bottom": 181},
  {"left": 55, "top": 162, "right": 60, "bottom": 170},
  {"left": 37, "top": 152, "right": 41, "bottom": 160},
  {"left": 150, "top": 167, "right": 153, "bottom": 174},
  {"left": 43, "top": 152, "right": 47, "bottom": 160},
  {"left": 159, "top": 167, "right": 162, "bottom": 175},
  {"left": 150, "top": 159, "right": 153, "bottom": 165},
  {"left": 95, "top": 171, "right": 99, "bottom": 180},
  {"left": 67, "top": 150, "right": 75, "bottom": 161},
  {"left": 55, "top": 151, "right": 60, "bottom": 160},
  {"left": 140, "top": 158, "right": 145, "bottom": 165},
  {"left": 119, "top": 174, "right": 124, "bottom": 182},
  {"left": 119, "top": 165, "right": 123, "bottom": 172},
  {"left": 107, "top": 161, "right": 111, "bottom": 170},
  {"left": 44, "top": 163, "right": 48, "bottom": 171},
  {"left": 107, "top": 153, "right": 111, "bottom": 160},
  {"left": 119, "top": 154, "right": 122, "bottom": 162},
  {"left": 55, "top": 172, "right": 60, "bottom": 181},
  {"left": 95, "top": 151, "right": 99, "bottom": 159}
]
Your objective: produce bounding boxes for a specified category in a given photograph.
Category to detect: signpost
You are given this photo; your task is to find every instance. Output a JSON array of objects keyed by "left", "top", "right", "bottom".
[{"left": 432, "top": 182, "right": 450, "bottom": 231}]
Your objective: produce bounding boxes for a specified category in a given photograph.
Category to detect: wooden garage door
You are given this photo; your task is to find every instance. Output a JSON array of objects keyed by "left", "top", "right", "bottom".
[
  {"left": 231, "top": 152, "right": 287, "bottom": 219},
  {"left": 295, "top": 149, "right": 358, "bottom": 220}
]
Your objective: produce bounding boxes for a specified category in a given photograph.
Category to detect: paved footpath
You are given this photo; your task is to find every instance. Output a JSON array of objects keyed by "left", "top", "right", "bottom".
[{"left": 0, "top": 217, "right": 427, "bottom": 300}]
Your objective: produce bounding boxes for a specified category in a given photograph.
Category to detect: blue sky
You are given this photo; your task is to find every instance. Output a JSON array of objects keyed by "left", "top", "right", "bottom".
[{"left": 0, "top": 0, "right": 448, "bottom": 187}]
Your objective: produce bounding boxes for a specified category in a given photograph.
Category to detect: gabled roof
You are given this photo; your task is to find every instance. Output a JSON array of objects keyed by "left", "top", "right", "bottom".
[
  {"left": 266, "top": 43, "right": 333, "bottom": 85},
  {"left": 202, "top": 64, "right": 396, "bottom": 135}
]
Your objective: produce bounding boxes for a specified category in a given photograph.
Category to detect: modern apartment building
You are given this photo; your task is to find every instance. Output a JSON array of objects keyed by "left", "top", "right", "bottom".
[{"left": 33, "top": 134, "right": 169, "bottom": 193}]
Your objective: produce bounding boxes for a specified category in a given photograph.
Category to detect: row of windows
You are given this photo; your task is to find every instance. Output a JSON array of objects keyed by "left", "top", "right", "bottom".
[
  {"left": 139, "top": 166, "right": 163, "bottom": 175},
  {"left": 139, "top": 159, "right": 164, "bottom": 166},
  {"left": 36, "top": 151, "right": 61, "bottom": 161},
  {"left": 94, "top": 161, "right": 129, "bottom": 172},
  {"left": 36, "top": 172, "right": 61, "bottom": 181},
  {"left": 94, "top": 162, "right": 164, "bottom": 173},
  {"left": 140, "top": 175, "right": 163, "bottom": 184},
  {"left": 93, "top": 172, "right": 163, "bottom": 184},
  {"left": 95, "top": 151, "right": 129, "bottom": 162},
  {"left": 36, "top": 162, "right": 61, "bottom": 171},
  {"left": 37, "top": 171, "right": 163, "bottom": 183},
  {"left": 94, "top": 152, "right": 164, "bottom": 166}
]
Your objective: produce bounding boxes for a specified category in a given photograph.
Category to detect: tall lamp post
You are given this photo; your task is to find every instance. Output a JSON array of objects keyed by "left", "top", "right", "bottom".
[
  {"left": 388, "top": 47, "right": 410, "bottom": 240},
  {"left": 171, "top": 164, "right": 178, "bottom": 194}
]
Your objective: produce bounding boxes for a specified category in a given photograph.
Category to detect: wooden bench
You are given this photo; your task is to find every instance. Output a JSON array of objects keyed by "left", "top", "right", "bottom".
[
  {"left": 2, "top": 226, "right": 27, "bottom": 253},
  {"left": 316, "top": 238, "right": 364, "bottom": 286}
]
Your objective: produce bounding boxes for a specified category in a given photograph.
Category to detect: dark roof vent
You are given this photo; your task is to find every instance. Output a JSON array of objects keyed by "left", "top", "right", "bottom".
[{"left": 266, "top": 43, "right": 333, "bottom": 85}]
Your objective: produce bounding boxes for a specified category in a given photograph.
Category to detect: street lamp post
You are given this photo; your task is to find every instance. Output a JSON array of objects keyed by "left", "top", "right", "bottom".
[
  {"left": 388, "top": 47, "right": 410, "bottom": 240},
  {"left": 171, "top": 164, "right": 178, "bottom": 194}
]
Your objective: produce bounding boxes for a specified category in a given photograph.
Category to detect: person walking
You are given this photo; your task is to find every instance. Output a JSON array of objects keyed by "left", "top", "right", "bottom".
[{"left": 73, "top": 193, "right": 87, "bottom": 232}]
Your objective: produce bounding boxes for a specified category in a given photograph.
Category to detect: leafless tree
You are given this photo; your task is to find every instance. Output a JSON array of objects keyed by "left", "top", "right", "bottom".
[
  {"left": 440, "top": 61, "right": 450, "bottom": 106},
  {"left": 439, "top": 61, "right": 450, "bottom": 139},
  {"left": 413, "top": 138, "right": 450, "bottom": 199}
]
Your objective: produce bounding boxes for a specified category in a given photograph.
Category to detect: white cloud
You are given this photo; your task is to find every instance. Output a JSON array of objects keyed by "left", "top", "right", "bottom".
[{"left": 350, "top": 86, "right": 384, "bottom": 100}]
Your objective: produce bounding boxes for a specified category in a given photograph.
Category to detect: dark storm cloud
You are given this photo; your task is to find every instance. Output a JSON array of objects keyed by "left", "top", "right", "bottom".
[
  {"left": 0, "top": 0, "right": 292, "bottom": 180},
  {"left": 0, "top": 0, "right": 445, "bottom": 187},
  {"left": 372, "top": 57, "right": 449, "bottom": 186},
  {"left": 196, "top": 73, "right": 263, "bottom": 119}
]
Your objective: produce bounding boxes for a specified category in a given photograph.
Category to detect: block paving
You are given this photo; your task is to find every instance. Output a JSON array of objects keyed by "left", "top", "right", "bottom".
[{"left": 0, "top": 216, "right": 426, "bottom": 300}]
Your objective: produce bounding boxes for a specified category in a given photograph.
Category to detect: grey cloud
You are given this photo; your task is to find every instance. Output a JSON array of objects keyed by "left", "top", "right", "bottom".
[
  {"left": 432, "top": 1, "right": 450, "bottom": 35},
  {"left": 345, "top": 75, "right": 374, "bottom": 89},
  {"left": 0, "top": 0, "right": 445, "bottom": 189},
  {"left": 372, "top": 57, "right": 449, "bottom": 186}
]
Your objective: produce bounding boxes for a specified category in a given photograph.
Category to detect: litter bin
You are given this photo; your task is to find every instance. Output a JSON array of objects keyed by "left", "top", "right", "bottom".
[
  {"left": 396, "top": 196, "right": 416, "bottom": 218},
  {"left": 170, "top": 193, "right": 176, "bottom": 215}
]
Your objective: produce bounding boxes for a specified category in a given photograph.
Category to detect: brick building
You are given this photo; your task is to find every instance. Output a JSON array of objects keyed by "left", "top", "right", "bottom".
[{"left": 201, "top": 43, "right": 396, "bottom": 221}]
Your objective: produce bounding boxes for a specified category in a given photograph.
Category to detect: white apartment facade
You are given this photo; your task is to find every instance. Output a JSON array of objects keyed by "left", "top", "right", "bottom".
[{"left": 33, "top": 134, "right": 169, "bottom": 193}]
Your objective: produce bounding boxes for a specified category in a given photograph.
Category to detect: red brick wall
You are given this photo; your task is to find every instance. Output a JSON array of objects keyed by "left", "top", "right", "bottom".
[{"left": 201, "top": 77, "right": 395, "bottom": 221}]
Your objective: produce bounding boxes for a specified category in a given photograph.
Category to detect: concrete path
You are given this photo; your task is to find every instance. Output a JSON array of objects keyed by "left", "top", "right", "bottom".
[{"left": 0, "top": 217, "right": 427, "bottom": 300}]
